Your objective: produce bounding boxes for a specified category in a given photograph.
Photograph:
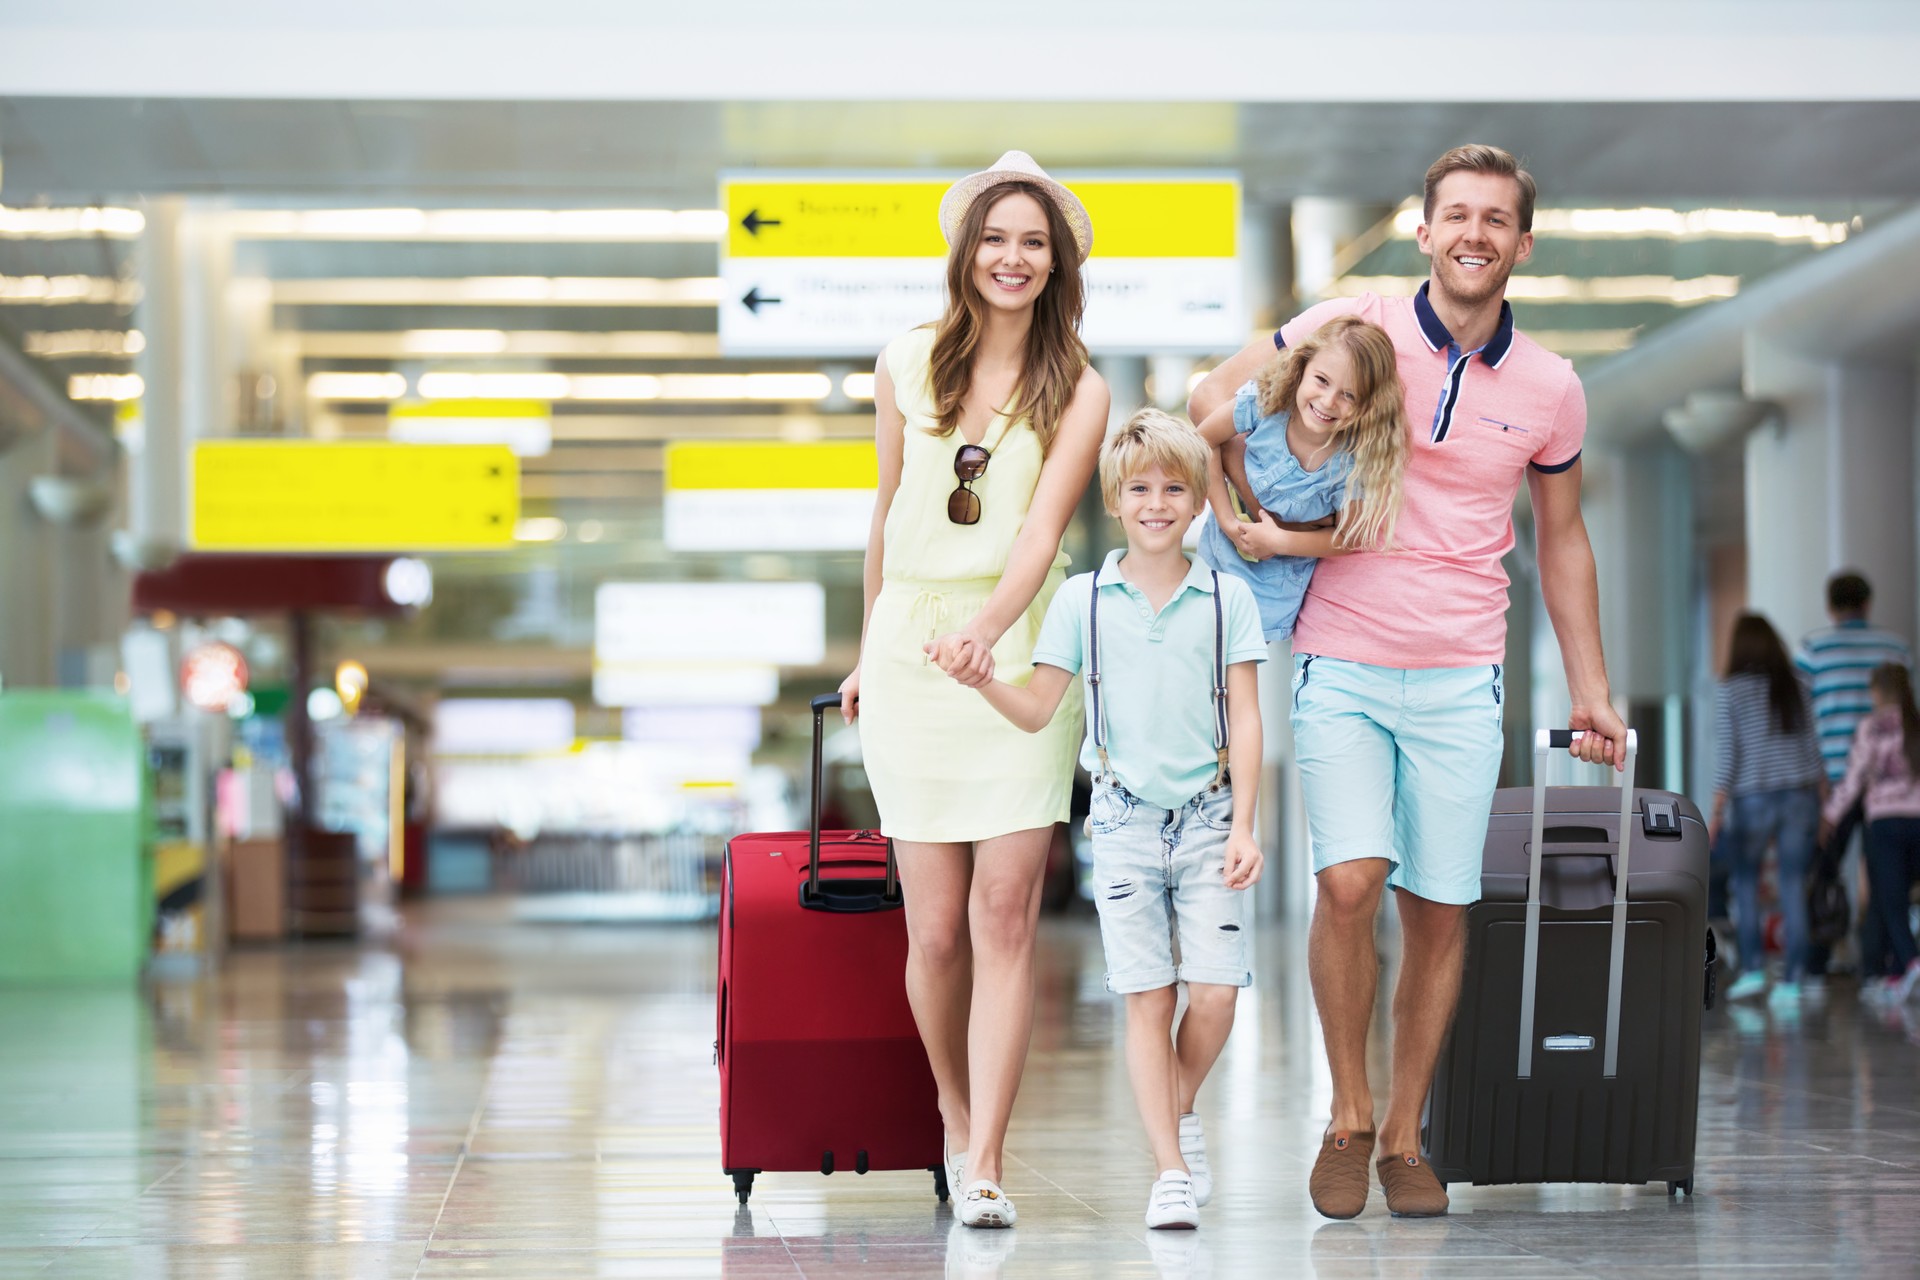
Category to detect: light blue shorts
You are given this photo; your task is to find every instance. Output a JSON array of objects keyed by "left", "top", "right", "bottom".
[
  {"left": 1087, "top": 781, "right": 1253, "bottom": 994},
  {"left": 1290, "top": 654, "right": 1504, "bottom": 906}
]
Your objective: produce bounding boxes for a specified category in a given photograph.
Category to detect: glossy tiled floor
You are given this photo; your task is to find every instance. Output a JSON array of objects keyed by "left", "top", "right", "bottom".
[{"left": 2, "top": 898, "right": 1918, "bottom": 1278}]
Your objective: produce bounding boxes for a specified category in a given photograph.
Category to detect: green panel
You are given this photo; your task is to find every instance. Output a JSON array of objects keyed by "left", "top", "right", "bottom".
[{"left": 0, "top": 691, "right": 148, "bottom": 983}]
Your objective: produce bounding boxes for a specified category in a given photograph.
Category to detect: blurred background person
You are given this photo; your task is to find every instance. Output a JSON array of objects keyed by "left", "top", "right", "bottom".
[
  {"left": 1823, "top": 664, "right": 1920, "bottom": 1005},
  {"left": 1712, "top": 612, "right": 1826, "bottom": 1008}
]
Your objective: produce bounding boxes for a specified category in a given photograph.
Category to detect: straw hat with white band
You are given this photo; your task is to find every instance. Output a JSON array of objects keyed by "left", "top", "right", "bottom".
[{"left": 938, "top": 151, "right": 1093, "bottom": 265}]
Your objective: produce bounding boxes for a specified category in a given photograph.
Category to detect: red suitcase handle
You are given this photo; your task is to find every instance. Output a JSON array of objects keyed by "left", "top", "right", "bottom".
[{"left": 806, "top": 694, "right": 901, "bottom": 912}]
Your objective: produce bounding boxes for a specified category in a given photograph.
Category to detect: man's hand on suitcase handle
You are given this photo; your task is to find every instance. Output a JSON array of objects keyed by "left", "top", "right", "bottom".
[{"left": 1566, "top": 701, "right": 1629, "bottom": 771}]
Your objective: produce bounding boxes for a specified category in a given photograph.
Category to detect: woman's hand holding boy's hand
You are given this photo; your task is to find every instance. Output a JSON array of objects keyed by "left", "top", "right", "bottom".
[
  {"left": 925, "top": 629, "right": 996, "bottom": 687},
  {"left": 1223, "top": 832, "right": 1264, "bottom": 889}
]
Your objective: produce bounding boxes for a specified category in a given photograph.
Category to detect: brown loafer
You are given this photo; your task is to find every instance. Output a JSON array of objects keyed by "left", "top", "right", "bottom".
[
  {"left": 1309, "top": 1129, "right": 1374, "bottom": 1219},
  {"left": 1376, "top": 1151, "right": 1449, "bottom": 1217}
]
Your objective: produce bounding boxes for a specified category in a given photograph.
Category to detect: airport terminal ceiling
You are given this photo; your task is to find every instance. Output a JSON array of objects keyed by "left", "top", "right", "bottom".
[{"left": 1, "top": 93, "right": 1915, "bottom": 698}]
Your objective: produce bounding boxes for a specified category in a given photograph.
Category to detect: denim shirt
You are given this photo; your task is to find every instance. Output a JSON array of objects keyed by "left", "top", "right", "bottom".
[{"left": 1198, "top": 381, "right": 1351, "bottom": 641}]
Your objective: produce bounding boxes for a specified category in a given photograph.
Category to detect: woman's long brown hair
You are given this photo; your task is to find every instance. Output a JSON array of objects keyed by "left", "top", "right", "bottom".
[
  {"left": 1724, "top": 612, "right": 1806, "bottom": 734},
  {"left": 927, "top": 180, "right": 1087, "bottom": 454},
  {"left": 1869, "top": 663, "right": 1920, "bottom": 777}
]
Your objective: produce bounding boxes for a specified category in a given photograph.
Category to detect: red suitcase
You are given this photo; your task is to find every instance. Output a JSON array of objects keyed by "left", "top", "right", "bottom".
[{"left": 716, "top": 692, "right": 945, "bottom": 1205}]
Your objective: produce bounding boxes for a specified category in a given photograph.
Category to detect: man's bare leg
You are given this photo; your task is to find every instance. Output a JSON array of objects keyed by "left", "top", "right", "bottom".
[
  {"left": 1308, "top": 858, "right": 1392, "bottom": 1132},
  {"left": 1376, "top": 888, "right": 1468, "bottom": 1156}
]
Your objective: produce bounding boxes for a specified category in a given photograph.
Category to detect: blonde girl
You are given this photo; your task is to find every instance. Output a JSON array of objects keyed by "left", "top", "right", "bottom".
[
  {"left": 836, "top": 152, "right": 1109, "bottom": 1229},
  {"left": 1194, "top": 315, "right": 1408, "bottom": 641}
]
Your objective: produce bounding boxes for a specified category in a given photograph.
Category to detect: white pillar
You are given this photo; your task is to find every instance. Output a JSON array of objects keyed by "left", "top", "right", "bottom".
[{"left": 1826, "top": 360, "right": 1916, "bottom": 642}]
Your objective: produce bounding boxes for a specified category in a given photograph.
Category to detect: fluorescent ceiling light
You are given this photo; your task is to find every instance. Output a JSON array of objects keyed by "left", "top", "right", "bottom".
[
  {"left": 1389, "top": 205, "right": 1851, "bottom": 245},
  {"left": 514, "top": 517, "right": 568, "bottom": 543},
  {"left": 417, "top": 372, "right": 572, "bottom": 400},
  {"left": 68, "top": 373, "right": 144, "bottom": 402},
  {"left": 295, "top": 330, "right": 722, "bottom": 359},
  {"left": 0, "top": 275, "right": 141, "bottom": 305},
  {"left": 0, "top": 205, "right": 144, "bottom": 238},
  {"left": 25, "top": 329, "right": 145, "bottom": 358},
  {"left": 225, "top": 208, "right": 726, "bottom": 242},
  {"left": 1325, "top": 275, "right": 1740, "bottom": 306},
  {"left": 842, "top": 373, "right": 877, "bottom": 401},
  {"left": 306, "top": 372, "right": 410, "bottom": 400},
  {"left": 567, "top": 375, "right": 663, "bottom": 401},
  {"left": 269, "top": 277, "right": 723, "bottom": 307}
]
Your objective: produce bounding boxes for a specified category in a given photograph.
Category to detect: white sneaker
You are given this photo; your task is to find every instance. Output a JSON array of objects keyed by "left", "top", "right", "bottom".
[
  {"left": 957, "top": 1179, "right": 1016, "bottom": 1228},
  {"left": 1145, "top": 1169, "right": 1200, "bottom": 1230},
  {"left": 945, "top": 1137, "right": 967, "bottom": 1202},
  {"left": 1177, "top": 1113, "right": 1212, "bottom": 1206}
]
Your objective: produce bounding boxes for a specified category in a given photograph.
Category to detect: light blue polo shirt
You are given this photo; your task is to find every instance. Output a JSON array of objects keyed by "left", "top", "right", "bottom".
[{"left": 1031, "top": 549, "right": 1267, "bottom": 810}]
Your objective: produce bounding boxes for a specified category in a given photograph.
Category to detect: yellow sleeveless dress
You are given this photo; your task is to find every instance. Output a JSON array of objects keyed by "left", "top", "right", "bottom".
[{"left": 858, "top": 327, "right": 1082, "bottom": 843}]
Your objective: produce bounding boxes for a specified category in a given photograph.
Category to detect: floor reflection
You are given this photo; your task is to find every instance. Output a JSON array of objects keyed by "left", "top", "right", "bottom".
[{"left": 0, "top": 896, "right": 1913, "bottom": 1277}]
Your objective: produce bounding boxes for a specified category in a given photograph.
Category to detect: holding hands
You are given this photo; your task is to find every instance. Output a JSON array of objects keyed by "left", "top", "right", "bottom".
[{"left": 925, "top": 626, "right": 996, "bottom": 687}]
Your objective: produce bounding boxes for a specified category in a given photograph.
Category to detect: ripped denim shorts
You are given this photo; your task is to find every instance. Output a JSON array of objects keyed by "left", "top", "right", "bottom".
[{"left": 1086, "top": 779, "right": 1253, "bottom": 994}]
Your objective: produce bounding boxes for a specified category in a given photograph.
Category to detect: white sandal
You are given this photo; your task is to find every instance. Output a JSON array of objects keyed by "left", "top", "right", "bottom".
[{"left": 957, "top": 1178, "right": 1016, "bottom": 1228}]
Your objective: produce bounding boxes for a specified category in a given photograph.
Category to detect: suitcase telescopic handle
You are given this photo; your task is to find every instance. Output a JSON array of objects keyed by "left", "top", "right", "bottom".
[
  {"left": 807, "top": 693, "right": 899, "bottom": 906},
  {"left": 1518, "top": 727, "right": 1637, "bottom": 1082}
]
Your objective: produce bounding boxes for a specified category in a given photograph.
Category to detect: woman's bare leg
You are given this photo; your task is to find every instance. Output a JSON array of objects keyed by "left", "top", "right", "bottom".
[
  {"left": 894, "top": 840, "right": 975, "bottom": 1150},
  {"left": 960, "top": 825, "right": 1053, "bottom": 1185}
]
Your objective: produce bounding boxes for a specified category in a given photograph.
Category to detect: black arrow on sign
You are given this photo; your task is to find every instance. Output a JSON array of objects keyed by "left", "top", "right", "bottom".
[
  {"left": 741, "top": 287, "right": 783, "bottom": 314},
  {"left": 740, "top": 209, "right": 782, "bottom": 236}
]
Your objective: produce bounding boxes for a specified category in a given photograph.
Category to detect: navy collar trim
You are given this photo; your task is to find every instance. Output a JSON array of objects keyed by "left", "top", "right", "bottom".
[{"left": 1414, "top": 282, "right": 1515, "bottom": 368}]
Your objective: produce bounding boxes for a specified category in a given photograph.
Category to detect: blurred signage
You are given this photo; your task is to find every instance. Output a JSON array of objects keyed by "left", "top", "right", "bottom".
[
  {"left": 592, "top": 662, "right": 779, "bottom": 709},
  {"left": 664, "top": 441, "right": 876, "bottom": 551},
  {"left": 192, "top": 442, "right": 518, "bottom": 552},
  {"left": 719, "top": 172, "right": 1243, "bottom": 355},
  {"left": 595, "top": 582, "right": 824, "bottom": 665},
  {"left": 180, "top": 642, "right": 248, "bottom": 713},
  {"left": 434, "top": 698, "right": 577, "bottom": 755},
  {"left": 388, "top": 399, "right": 552, "bottom": 457},
  {"left": 624, "top": 705, "right": 762, "bottom": 752}
]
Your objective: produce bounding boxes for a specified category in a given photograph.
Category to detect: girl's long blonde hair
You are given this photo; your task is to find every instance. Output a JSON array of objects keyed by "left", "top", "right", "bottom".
[
  {"left": 927, "top": 180, "right": 1088, "bottom": 454},
  {"left": 1255, "top": 315, "right": 1408, "bottom": 551}
]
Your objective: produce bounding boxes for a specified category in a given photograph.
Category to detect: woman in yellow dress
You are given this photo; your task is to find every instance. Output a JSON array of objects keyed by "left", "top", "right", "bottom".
[{"left": 838, "top": 152, "right": 1108, "bottom": 1228}]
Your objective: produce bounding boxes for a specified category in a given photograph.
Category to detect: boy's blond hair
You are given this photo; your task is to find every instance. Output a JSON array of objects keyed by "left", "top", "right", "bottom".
[{"left": 1099, "top": 408, "right": 1210, "bottom": 514}]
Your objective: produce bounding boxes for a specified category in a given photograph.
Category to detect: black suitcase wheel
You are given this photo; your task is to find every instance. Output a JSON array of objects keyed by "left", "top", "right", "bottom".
[
  {"left": 932, "top": 1163, "right": 950, "bottom": 1203},
  {"left": 1667, "top": 1178, "right": 1694, "bottom": 1197},
  {"left": 731, "top": 1170, "right": 756, "bottom": 1204}
]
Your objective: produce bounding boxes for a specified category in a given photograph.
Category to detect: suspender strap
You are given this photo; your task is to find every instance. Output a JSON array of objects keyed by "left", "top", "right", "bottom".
[
  {"left": 1086, "top": 563, "right": 1231, "bottom": 790},
  {"left": 1087, "top": 565, "right": 1112, "bottom": 782},
  {"left": 1210, "top": 570, "right": 1229, "bottom": 787}
]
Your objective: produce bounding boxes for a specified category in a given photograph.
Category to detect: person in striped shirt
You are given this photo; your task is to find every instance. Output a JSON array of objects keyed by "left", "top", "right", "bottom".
[
  {"left": 1796, "top": 571, "right": 1914, "bottom": 980},
  {"left": 1712, "top": 613, "right": 1826, "bottom": 1006}
]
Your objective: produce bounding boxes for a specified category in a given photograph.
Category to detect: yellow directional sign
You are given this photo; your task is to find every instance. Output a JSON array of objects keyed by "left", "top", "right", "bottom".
[
  {"left": 725, "top": 179, "right": 1238, "bottom": 259},
  {"left": 192, "top": 441, "right": 519, "bottom": 551},
  {"left": 666, "top": 441, "right": 877, "bottom": 491}
]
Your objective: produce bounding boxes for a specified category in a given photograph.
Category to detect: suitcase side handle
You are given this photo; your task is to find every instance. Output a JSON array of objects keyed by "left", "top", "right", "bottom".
[
  {"left": 807, "top": 693, "right": 900, "bottom": 909},
  {"left": 1518, "top": 727, "right": 1637, "bottom": 1082}
]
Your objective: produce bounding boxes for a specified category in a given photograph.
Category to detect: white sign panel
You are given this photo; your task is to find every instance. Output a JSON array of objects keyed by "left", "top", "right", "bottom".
[
  {"left": 595, "top": 582, "right": 826, "bottom": 666},
  {"left": 720, "top": 173, "right": 1243, "bottom": 357}
]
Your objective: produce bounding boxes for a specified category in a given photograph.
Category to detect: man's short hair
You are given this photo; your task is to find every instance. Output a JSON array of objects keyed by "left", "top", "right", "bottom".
[
  {"left": 1099, "top": 408, "right": 1210, "bottom": 514},
  {"left": 1828, "top": 570, "right": 1873, "bottom": 614},
  {"left": 1423, "top": 144, "right": 1537, "bottom": 233}
]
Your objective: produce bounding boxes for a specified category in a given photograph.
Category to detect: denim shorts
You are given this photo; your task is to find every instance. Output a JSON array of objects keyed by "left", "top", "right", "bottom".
[
  {"left": 1087, "top": 780, "right": 1253, "bottom": 994},
  {"left": 1290, "top": 653, "right": 1504, "bottom": 906}
]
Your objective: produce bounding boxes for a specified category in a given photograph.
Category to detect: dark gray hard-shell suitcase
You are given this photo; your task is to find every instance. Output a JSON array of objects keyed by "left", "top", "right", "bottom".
[{"left": 1423, "top": 730, "right": 1714, "bottom": 1196}]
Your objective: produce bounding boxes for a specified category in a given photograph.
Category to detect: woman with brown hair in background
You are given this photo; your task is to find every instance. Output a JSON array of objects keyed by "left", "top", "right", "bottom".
[{"left": 1710, "top": 612, "right": 1826, "bottom": 1008}]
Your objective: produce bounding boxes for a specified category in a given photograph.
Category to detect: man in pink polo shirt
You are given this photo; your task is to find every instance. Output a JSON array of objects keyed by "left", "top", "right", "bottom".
[{"left": 1189, "top": 144, "right": 1627, "bottom": 1219}]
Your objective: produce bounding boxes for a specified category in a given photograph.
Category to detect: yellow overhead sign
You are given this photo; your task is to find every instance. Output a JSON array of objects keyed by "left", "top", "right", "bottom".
[
  {"left": 666, "top": 441, "right": 878, "bottom": 491},
  {"left": 725, "top": 179, "right": 1237, "bottom": 260},
  {"left": 192, "top": 441, "right": 519, "bottom": 551}
]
